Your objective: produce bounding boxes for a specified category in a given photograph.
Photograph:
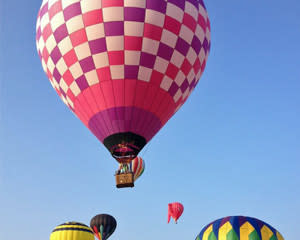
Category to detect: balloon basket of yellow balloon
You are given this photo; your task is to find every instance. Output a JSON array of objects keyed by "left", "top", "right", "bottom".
[{"left": 115, "top": 173, "right": 134, "bottom": 188}]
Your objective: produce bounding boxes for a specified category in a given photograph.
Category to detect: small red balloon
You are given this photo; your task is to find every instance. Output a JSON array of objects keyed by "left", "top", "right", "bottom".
[{"left": 168, "top": 202, "right": 184, "bottom": 224}]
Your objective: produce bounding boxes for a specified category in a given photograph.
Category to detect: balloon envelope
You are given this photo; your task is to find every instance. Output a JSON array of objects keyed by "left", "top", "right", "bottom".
[
  {"left": 196, "top": 216, "right": 284, "bottom": 240},
  {"left": 90, "top": 214, "right": 117, "bottom": 240},
  {"left": 168, "top": 202, "right": 184, "bottom": 223},
  {"left": 50, "top": 222, "right": 94, "bottom": 240},
  {"left": 129, "top": 156, "right": 145, "bottom": 181},
  {"left": 36, "top": 0, "right": 211, "bottom": 162}
]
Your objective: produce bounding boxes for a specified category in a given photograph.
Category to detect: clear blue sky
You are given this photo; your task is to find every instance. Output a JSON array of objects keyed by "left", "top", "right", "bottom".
[{"left": 1, "top": 0, "right": 300, "bottom": 239}]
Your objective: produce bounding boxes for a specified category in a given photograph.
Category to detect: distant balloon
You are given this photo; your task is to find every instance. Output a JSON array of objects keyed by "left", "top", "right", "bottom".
[
  {"left": 36, "top": 0, "right": 211, "bottom": 163},
  {"left": 196, "top": 216, "right": 284, "bottom": 240},
  {"left": 118, "top": 156, "right": 145, "bottom": 181},
  {"left": 168, "top": 202, "right": 184, "bottom": 224},
  {"left": 129, "top": 156, "right": 145, "bottom": 181},
  {"left": 90, "top": 214, "right": 117, "bottom": 240},
  {"left": 50, "top": 222, "right": 94, "bottom": 240}
]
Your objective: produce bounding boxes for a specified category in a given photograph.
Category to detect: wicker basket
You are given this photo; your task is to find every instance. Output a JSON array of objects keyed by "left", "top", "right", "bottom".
[{"left": 115, "top": 173, "right": 134, "bottom": 188}]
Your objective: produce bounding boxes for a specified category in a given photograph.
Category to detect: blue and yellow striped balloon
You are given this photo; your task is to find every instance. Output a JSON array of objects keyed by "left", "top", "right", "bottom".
[
  {"left": 50, "top": 222, "right": 94, "bottom": 240},
  {"left": 196, "top": 216, "right": 284, "bottom": 240}
]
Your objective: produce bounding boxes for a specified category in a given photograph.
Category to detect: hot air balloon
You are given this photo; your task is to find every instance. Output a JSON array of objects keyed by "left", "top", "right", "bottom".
[
  {"left": 130, "top": 156, "right": 145, "bottom": 181},
  {"left": 168, "top": 202, "right": 184, "bottom": 224},
  {"left": 115, "top": 156, "right": 145, "bottom": 188},
  {"left": 196, "top": 216, "right": 284, "bottom": 240},
  {"left": 36, "top": 0, "right": 211, "bottom": 164},
  {"left": 50, "top": 222, "right": 94, "bottom": 240},
  {"left": 90, "top": 214, "right": 117, "bottom": 240}
]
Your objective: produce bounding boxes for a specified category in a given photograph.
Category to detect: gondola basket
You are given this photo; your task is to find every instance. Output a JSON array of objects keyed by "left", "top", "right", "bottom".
[{"left": 115, "top": 172, "right": 134, "bottom": 188}]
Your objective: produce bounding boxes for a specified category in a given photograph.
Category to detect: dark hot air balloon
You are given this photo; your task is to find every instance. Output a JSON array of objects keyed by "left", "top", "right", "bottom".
[{"left": 90, "top": 214, "right": 117, "bottom": 240}]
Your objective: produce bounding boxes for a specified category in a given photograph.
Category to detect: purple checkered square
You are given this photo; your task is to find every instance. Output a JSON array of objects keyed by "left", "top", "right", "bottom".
[
  {"left": 140, "top": 52, "right": 156, "bottom": 68},
  {"left": 168, "top": 0, "right": 185, "bottom": 10},
  {"left": 104, "top": 22, "right": 124, "bottom": 36},
  {"left": 168, "top": 82, "right": 179, "bottom": 97},
  {"left": 175, "top": 37, "right": 190, "bottom": 56},
  {"left": 53, "top": 67, "right": 61, "bottom": 83},
  {"left": 53, "top": 23, "right": 68, "bottom": 43},
  {"left": 125, "top": 65, "right": 139, "bottom": 79},
  {"left": 75, "top": 75, "right": 89, "bottom": 91},
  {"left": 157, "top": 43, "right": 173, "bottom": 61},
  {"left": 124, "top": 7, "right": 145, "bottom": 21},
  {"left": 80, "top": 56, "right": 95, "bottom": 73},
  {"left": 63, "top": 2, "right": 82, "bottom": 21},
  {"left": 146, "top": 0, "right": 167, "bottom": 13},
  {"left": 50, "top": 46, "right": 62, "bottom": 64},
  {"left": 89, "top": 38, "right": 107, "bottom": 54}
]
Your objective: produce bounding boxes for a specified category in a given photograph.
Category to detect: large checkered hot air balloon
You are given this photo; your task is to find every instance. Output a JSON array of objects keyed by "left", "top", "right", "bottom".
[
  {"left": 36, "top": 0, "right": 211, "bottom": 163},
  {"left": 196, "top": 216, "right": 284, "bottom": 240}
]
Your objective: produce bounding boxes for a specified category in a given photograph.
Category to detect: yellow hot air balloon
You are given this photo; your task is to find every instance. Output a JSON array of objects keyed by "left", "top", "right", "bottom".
[{"left": 50, "top": 222, "right": 94, "bottom": 240}]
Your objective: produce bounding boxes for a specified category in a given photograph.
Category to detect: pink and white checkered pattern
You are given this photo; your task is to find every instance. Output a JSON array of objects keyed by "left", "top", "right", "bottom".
[{"left": 36, "top": 0, "right": 210, "bottom": 143}]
